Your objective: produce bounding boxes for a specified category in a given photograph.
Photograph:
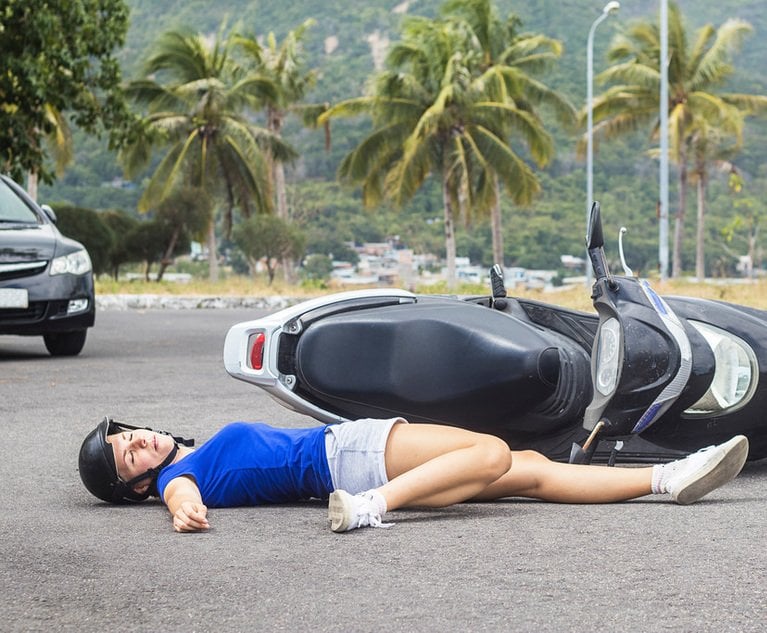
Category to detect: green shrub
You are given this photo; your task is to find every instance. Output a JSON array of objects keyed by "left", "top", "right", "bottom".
[{"left": 52, "top": 205, "right": 114, "bottom": 275}]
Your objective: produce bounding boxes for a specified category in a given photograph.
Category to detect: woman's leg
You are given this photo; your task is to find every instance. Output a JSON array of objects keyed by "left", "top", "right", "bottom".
[
  {"left": 377, "top": 424, "right": 652, "bottom": 510},
  {"left": 472, "top": 449, "right": 652, "bottom": 503},
  {"left": 330, "top": 424, "right": 748, "bottom": 531}
]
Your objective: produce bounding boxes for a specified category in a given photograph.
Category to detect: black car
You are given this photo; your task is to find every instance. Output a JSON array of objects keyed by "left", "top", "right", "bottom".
[{"left": 0, "top": 174, "right": 95, "bottom": 356}]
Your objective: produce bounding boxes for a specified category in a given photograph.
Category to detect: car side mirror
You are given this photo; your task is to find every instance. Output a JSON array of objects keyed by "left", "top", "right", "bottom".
[{"left": 40, "top": 204, "right": 57, "bottom": 224}]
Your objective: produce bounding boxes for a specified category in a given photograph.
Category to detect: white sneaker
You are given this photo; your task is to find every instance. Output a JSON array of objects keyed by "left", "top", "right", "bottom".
[
  {"left": 328, "top": 489, "right": 393, "bottom": 532},
  {"left": 663, "top": 435, "right": 749, "bottom": 505}
]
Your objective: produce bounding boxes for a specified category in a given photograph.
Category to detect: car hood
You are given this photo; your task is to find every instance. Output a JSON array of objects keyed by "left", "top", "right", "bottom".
[{"left": 0, "top": 223, "right": 57, "bottom": 261}]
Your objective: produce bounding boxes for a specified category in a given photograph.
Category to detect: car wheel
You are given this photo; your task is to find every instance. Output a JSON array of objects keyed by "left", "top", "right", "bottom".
[{"left": 43, "top": 330, "right": 88, "bottom": 356}]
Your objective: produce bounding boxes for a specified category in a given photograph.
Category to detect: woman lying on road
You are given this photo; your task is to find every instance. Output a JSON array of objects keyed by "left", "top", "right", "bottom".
[{"left": 78, "top": 417, "right": 749, "bottom": 533}]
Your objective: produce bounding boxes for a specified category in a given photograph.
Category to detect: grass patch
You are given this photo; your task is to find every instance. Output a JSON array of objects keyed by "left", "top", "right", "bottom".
[
  {"left": 96, "top": 275, "right": 321, "bottom": 298},
  {"left": 95, "top": 274, "right": 767, "bottom": 313}
]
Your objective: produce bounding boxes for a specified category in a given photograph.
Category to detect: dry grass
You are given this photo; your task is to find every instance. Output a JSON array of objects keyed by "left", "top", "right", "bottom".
[
  {"left": 96, "top": 275, "right": 322, "bottom": 299},
  {"left": 509, "top": 278, "right": 767, "bottom": 313},
  {"left": 96, "top": 275, "right": 767, "bottom": 313}
]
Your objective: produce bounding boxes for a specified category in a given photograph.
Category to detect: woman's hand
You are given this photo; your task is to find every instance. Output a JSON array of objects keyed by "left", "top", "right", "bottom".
[
  {"left": 172, "top": 500, "right": 210, "bottom": 533},
  {"left": 164, "top": 475, "right": 210, "bottom": 533}
]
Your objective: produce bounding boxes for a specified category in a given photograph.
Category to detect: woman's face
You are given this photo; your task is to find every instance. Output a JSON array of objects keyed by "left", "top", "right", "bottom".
[{"left": 107, "top": 429, "right": 175, "bottom": 491}]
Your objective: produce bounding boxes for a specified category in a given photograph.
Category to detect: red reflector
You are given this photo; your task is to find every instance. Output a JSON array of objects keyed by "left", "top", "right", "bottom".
[{"left": 249, "top": 332, "right": 266, "bottom": 370}]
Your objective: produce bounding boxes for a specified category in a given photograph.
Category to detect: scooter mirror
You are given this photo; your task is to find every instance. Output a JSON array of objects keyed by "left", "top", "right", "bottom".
[
  {"left": 586, "top": 201, "right": 611, "bottom": 283},
  {"left": 586, "top": 201, "right": 604, "bottom": 250}
]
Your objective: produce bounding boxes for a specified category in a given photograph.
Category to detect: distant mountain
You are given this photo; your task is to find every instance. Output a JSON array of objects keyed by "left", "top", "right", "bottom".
[
  {"left": 40, "top": 0, "right": 767, "bottom": 274},
  {"left": 121, "top": 0, "right": 767, "bottom": 99}
]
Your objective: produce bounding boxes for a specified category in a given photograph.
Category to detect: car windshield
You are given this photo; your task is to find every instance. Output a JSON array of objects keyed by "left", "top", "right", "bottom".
[{"left": 0, "top": 180, "right": 41, "bottom": 224}]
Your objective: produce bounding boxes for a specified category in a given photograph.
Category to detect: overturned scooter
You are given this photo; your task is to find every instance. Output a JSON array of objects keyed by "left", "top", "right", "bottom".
[{"left": 224, "top": 202, "right": 767, "bottom": 463}]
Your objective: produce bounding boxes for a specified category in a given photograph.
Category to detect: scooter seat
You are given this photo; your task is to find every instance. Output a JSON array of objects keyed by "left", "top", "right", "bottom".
[{"left": 293, "top": 300, "right": 590, "bottom": 433}]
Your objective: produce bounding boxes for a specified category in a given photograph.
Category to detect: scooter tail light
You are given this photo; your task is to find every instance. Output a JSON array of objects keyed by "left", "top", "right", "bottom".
[{"left": 249, "top": 332, "right": 266, "bottom": 370}]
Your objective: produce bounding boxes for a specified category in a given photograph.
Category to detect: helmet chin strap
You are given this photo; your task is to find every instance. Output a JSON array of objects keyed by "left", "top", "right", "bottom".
[
  {"left": 112, "top": 423, "right": 195, "bottom": 500},
  {"left": 122, "top": 441, "right": 181, "bottom": 493}
]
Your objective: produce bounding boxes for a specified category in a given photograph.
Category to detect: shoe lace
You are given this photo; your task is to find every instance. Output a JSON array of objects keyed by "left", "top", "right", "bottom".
[{"left": 355, "top": 502, "right": 394, "bottom": 529}]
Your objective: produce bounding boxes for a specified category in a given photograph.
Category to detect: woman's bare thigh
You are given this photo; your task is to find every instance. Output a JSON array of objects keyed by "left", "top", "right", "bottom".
[{"left": 384, "top": 423, "right": 503, "bottom": 480}]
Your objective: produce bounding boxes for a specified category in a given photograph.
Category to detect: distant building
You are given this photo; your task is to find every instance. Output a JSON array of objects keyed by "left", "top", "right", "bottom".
[
  {"left": 560, "top": 254, "right": 585, "bottom": 269},
  {"left": 325, "top": 239, "right": 568, "bottom": 290}
]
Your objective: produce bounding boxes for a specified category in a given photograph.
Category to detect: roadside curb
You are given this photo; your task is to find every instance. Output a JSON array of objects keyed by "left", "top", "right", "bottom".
[{"left": 96, "top": 294, "right": 300, "bottom": 311}]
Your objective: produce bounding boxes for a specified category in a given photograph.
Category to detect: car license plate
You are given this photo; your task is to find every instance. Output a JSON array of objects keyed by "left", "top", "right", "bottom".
[{"left": 0, "top": 288, "right": 29, "bottom": 309}]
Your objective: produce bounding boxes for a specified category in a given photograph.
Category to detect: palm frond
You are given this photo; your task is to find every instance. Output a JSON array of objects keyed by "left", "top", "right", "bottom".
[
  {"left": 597, "top": 62, "right": 660, "bottom": 91},
  {"left": 690, "top": 19, "right": 751, "bottom": 90},
  {"left": 469, "top": 124, "right": 540, "bottom": 205},
  {"left": 337, "top": 122, "right": 410, "bottom": 184},
  {"left": 722, "top": 93, "right": 767, "bottom": 115},
  {"left": 388, "top": 137, "right": 435, "bottom": 208},
  {"left": 126, "top": 79, "right": 186, "bottom": 112},
  {"left": 231, "top": 74, "right": 280, "bottom": 105},
  {"left": 472, "top": 102, "right": 552, "bottom": 165},
  {"left": 138, "top": 138, "right": 190, "bottom": 211},
  {"left": 216, "top": 134, "right": 271, "bottom": 215},
  {"left": 318, "top": 97, "right": 377, "bottom": 123}
]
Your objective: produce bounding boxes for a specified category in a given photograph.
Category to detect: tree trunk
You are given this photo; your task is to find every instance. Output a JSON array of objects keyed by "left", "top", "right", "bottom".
[
  {"left": 158, "top": 227, "right": 181, "bottom": 282},
  {"left": 207, "top": 221, "right": 219, "bottom": 283},
  {"left": 672, "top": 157, "right": 688, "bottom": 278},
  {"left": 695, "top": 169, "right": 707, "bottom": 280},
  {"left": 274, "top": 158, "right": 288, "bottom": 220},
  {"left": 267, "top": 259, "right": 277, "bottom": 285},
  {"left": 490, "top": 175, "right": 504, "bottom": 267},
  {"left": 274, "top": 160, "right": 295, "bottom": 283},
  {"left": 269, "top": 107, "right": 294, "bottom": 284},
  {"left": 247, "top": 256, "right": 258, "bottom": 278},
  {"left": 26, "top": 171, "right": 38, "bottom": 202},
  {"left": 442, "top": 172, "right": 457, "bottom": 289}
]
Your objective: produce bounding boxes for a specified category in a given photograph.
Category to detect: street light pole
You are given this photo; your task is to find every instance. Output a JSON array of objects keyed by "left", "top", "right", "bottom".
[
  {"left": 659, "top": 0, "right": 669, "bottom": 281},
  {"left": 586, "top": 1, "right": 620, "bottom": 284}
]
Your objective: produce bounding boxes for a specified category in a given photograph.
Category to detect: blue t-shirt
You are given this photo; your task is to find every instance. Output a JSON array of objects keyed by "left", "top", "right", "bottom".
[{"left": 156, "top": 422, "right": 333, "bottom": 507}]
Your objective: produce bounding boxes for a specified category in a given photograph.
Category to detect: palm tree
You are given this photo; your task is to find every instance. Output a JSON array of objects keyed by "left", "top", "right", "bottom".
[
  {"left": 233, "top": 20, "right": 316, "bottom": 280},
  {"left": 688, "top": 108, "right": 743, "bottom": 278},
  {"left": 233, "top": 20, "right": 317, "bottom": 221},
  {"left": 442, "top": 0, "right": 575, "bottom": 266},
  {"left": 121, "top": 25, "right": 283, "bottom": 281},
  {"left": 589, "top": 1, "right": 767, "bottom": 277},
  {"left": 321, "top": 12, "right": 557, "bottom": 286}
]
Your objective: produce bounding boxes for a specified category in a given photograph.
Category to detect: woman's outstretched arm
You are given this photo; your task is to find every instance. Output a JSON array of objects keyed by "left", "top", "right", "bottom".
[{"left": 164, "top": 476, "right": 209, "bottom": 532}]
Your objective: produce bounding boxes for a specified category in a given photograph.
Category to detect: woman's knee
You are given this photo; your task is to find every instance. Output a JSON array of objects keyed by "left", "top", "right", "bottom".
[
  {"left": 476, "top": 435, "right": 512, "bottom": 480},
  {"left": 513, "top": 449, "right": 551, "bottom": 465}
]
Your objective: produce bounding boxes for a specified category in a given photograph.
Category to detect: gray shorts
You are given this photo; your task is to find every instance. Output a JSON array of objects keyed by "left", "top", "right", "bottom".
[{"left": 324, "top": 417, "right": 407, "bottom": 494}]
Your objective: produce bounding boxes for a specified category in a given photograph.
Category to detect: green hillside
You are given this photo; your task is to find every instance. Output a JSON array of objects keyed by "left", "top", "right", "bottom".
[{"left": 39, "top": 0, "right": 767, "bottom": 276}]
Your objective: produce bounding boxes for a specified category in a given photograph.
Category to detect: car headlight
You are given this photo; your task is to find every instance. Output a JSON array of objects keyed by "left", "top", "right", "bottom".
[
  {"left": 50, "top": 249, "right": 92, "bottom": 276},
  {"left": 595, "top": 317, "right": 621, "bottom": 396}
]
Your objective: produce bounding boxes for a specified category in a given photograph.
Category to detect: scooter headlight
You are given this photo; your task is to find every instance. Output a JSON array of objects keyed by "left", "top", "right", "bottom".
[
  {"left": 684, "top": 321, "right": 758, "bottom": 415},
  {"left": 595, "top": 317, "right": 621, "bottom": 396}
]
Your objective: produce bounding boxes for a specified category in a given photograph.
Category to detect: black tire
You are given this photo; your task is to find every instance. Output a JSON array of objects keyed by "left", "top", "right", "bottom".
[{"left": 43, "top": 329, "right": 88, "bottom": 356}]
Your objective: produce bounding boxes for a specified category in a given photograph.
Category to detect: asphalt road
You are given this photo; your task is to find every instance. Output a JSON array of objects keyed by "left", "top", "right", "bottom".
[{"left": 1, "top": 308, "right": 766, "bottom": 632}]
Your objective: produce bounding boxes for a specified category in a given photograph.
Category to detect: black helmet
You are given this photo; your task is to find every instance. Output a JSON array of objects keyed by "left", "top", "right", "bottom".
[{"left": 78, "top": 417, "right": 194, "bottom": 504}]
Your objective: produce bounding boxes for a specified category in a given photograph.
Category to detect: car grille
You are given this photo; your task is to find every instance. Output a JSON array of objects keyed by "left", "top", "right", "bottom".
[
  {"left": 0, "top": 301, "right": 47, "bottom": 324},
  {"left": 0, "top": 261, "right": 48, "bottom": 281}
]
